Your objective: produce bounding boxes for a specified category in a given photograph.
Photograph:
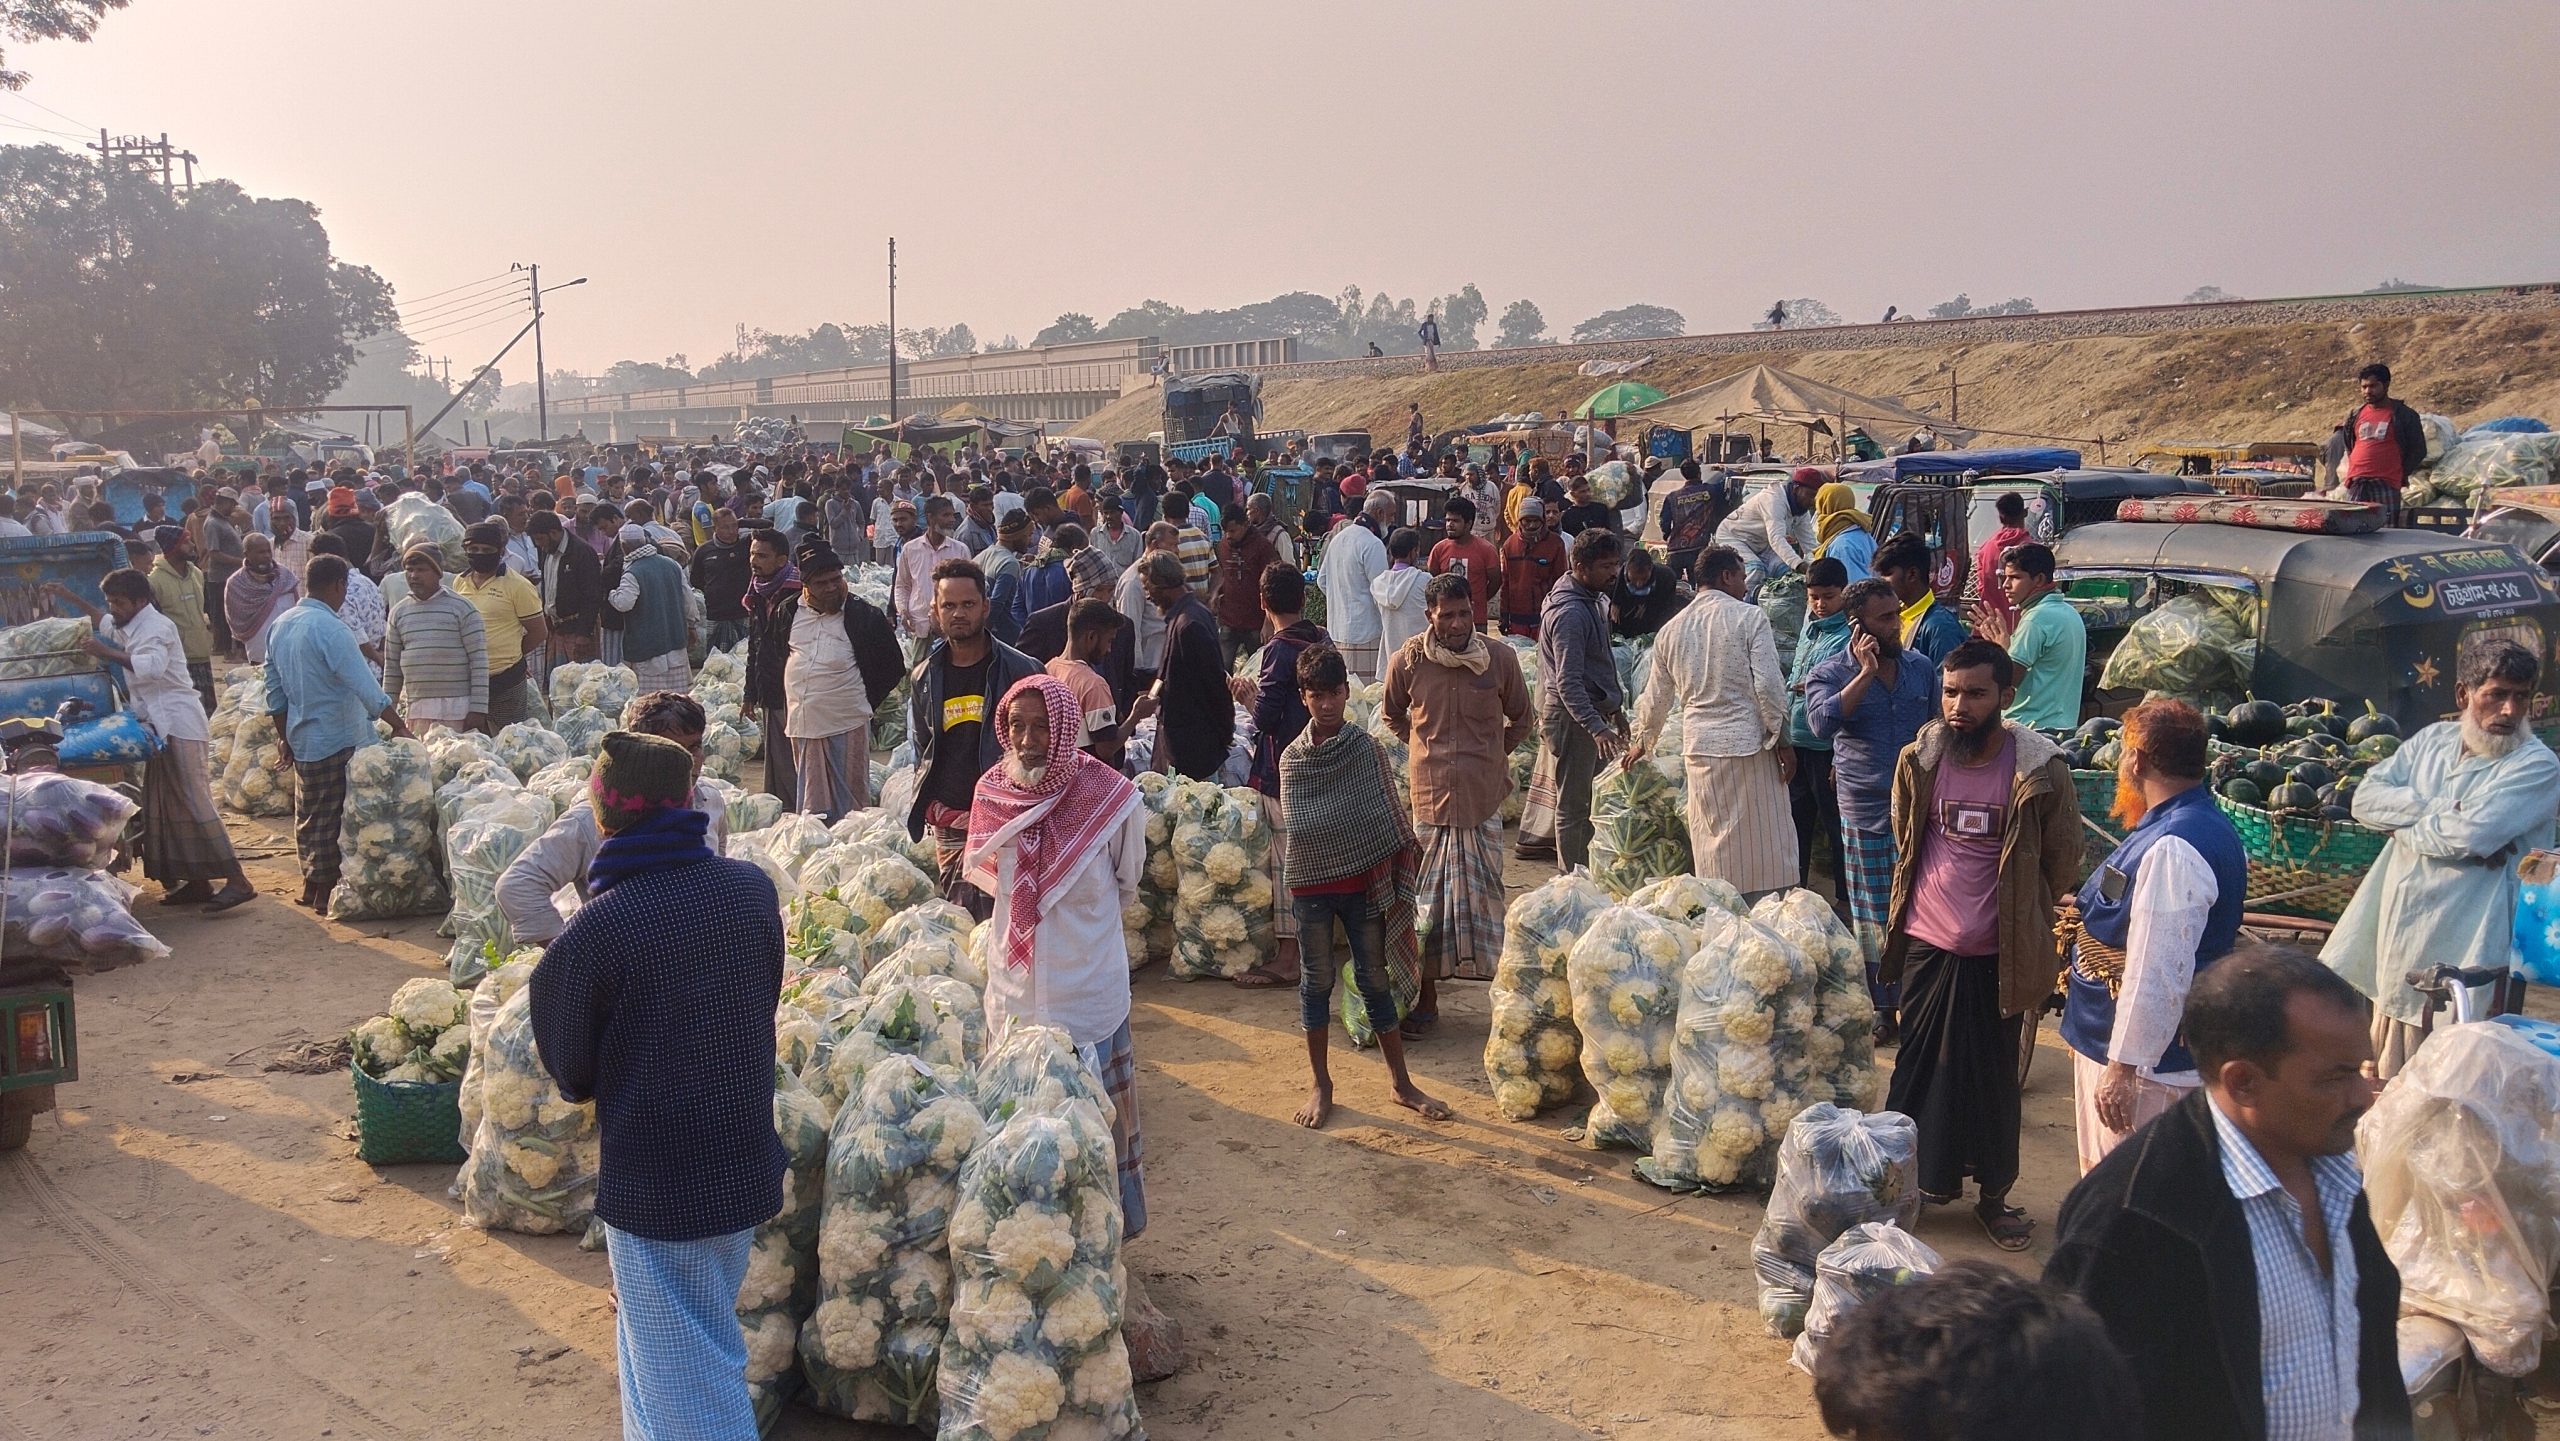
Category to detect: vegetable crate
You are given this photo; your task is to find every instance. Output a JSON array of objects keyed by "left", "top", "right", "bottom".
[
  {"left": 2213, "top": 798, "right": 2388, "bottom": 924},
  {"left": 351, "top": 1066, "right": 467, "bottom": 1165}
]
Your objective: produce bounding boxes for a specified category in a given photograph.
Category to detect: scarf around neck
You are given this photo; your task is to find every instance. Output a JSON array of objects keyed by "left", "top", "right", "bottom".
[
  {"left": 1421, "top": 630, "right": 1489, "bottom": 674},
  {"left": 746, "top": 560, "right": 801, "bottom": 607},
  {"left": 963, "top": 674, "right": 1139, "bottom": 972},
  {"left": 1279, "top": 721, "right": 1413, "bottom": 888},
  {"left": 588, "top": 806, "right": 715, "bottom": 895}
]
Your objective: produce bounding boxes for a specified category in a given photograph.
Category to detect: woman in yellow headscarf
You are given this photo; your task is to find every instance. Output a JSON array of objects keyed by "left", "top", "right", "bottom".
[{"left": 1811, "top": 480, "right": 1875, "bottom": 581}]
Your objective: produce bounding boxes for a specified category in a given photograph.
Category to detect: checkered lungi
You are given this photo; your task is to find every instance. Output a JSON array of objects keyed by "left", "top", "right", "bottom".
[
  {"left": 1080, "top": 1019, "right": 1147, "bottom": 1240},
  {"left": 292, "top": 747, "right": 354, "bottom": 892},
  {"left": 140, "top": 737, "right": 237, "bottom": 886},
  {"left": 791, "top": 726, "right": 870, "bottom": 822},
  {"left": 1840, "top": 824, "right": 1900, "bottom": 1008},
  {"left": 601, "top": 1223, "right": 757, "bottom": 1441},
  {"left": 1260, "top": 792, "right": 1295, "bottom": 942},
  {"left": 2346, "top": 476, "right": 2404, "bottom": 529},
  {"left": 1415, "top": 816, "right": 1505, "bottom": 981},
  {"left": 631, "top": 649, "right": 691, "bottom": 696},
  {"left": 1517, "top": 740, "right": 1560, "bottom": 848}
]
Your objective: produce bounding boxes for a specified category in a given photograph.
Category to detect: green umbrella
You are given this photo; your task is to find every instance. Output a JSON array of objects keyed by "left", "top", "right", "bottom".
[{"left": 1573, "top": 381, "right": 1667, "bottom": 419}]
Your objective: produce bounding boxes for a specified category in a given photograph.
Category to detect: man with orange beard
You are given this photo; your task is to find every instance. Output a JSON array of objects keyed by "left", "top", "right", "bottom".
[{"left": 2055, "top": 699, "right": 2247, "bottom": 1173}]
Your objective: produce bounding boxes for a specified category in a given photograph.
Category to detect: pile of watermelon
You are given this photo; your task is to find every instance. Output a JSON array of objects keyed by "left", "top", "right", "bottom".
[{"left": 2208, "top": 698, "right": 2402, "bottom": 821}]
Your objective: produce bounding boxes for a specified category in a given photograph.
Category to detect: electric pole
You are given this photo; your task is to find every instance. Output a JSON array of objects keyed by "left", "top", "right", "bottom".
[
  {"left": 512, "top": 264, "right": 589, "bottom": 444},
  {"left": 88, "top": 130, "right": 198, "bottom": 197},
  {"left": 886, "top": 237, "right": 899, "bottom": 425}
]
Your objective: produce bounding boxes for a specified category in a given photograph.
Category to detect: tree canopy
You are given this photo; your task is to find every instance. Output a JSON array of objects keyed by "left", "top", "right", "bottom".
[
  {"left": 2, "top": 0, "right": 125, "bottom": 90},
  {"left": 1927, "top": 293, "right": 2039, "bottom": 319},
  {"left": 1753, "top": 298, "right": 1843, "bottom": 330},
  {"left": 0, "top": 143, "right": 394, "bottom": 416},
  {"left": 1494, "top": 299, "right": 1550, "bottom": 348},
  {"left": 1571, "top": 303, "right": 1687, "bottom": 343}
]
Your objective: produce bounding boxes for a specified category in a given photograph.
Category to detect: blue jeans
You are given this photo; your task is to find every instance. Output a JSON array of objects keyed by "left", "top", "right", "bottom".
[{"left": 1292, "top": 890, "right": 1397, "bottom": 1034}]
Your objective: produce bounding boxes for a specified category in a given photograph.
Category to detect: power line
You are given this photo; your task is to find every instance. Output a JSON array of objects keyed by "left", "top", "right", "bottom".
[
  {"left": 0, "top": 114, "right": 86, "bottom": 140},
  {"left": 395, "top": 275, "right": 519, "bottom": 318},
  {"left": 402, "top": 297, "right": 527, "bottom": 342},
  {"left": 393, "top": 271, "right": 513, "bottom": 307},
  {"left": 407, "top": 310, "right": 527, "bottom": 346},
  {"left": 1, "top": 90, "right": 94, "bottom": 132},
  {"left": 396, "top": 285, "right": 522, "bottom": 329}
]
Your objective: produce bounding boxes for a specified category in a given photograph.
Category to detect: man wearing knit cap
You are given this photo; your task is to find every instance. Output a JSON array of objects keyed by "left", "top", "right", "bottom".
[
  {"left": 497, "top": 694, "right": 735, "bottom": 943},
  {"left": 605, "top": 520, "right": 697, "bottom": 696},
  {"left": 530, "top": 731, "right": 783, "bottom": 1441}
]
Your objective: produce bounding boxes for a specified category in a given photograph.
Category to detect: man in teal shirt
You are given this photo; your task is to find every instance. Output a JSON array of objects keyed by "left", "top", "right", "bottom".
[
  {"left": 1986, "top": 543, "right": 2085, "bottom": 732},
  {"left": 1787, "top": 557, "right": 1853, "bottom": 897},
  {"left": 266, "top": 555, "right": 410, "bottom": 911}
]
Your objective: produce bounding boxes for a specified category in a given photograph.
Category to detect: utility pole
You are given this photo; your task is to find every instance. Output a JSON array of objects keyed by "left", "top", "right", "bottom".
[
  {"left": 87, "top": 130, "right": 198, "bottom": 197},
  {"left": 886, "top": 237, "right": 899, "bottom": 425},
  {"left": 511, "top": 265, "right": 589, "bottom": 444}
]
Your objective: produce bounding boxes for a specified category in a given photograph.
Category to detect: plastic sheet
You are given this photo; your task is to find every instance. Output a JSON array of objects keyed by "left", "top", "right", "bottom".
[
  {"left": 1484, "top": 872, "right": 1611, "bottom": 1118},
  {"left": 1751, "top": 1104, "right": 1921, "bottom": 1338},
  {"left": 1789, "top": 1222, "right": 1942, "bottom": 1375},
  {"left": 2359, "top": 1021, "right": 2560, "bottom": 1376}
]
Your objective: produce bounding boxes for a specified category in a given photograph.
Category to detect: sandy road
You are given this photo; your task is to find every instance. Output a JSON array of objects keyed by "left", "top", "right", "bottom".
[{"left": 5, "top": 811, "right": 2096, "bottom": 1441}]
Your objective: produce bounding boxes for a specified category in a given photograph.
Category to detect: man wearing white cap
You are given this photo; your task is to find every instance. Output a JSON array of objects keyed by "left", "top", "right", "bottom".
[{"left": 605, "top": 521, "right": 698, "bottom": 695}]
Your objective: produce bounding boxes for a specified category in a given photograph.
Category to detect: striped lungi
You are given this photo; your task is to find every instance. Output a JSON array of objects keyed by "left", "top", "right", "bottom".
[
  {"left": 1079, "top": 1019, "right": 1147, "bottom": 1240},
  {"left": 292, "top": 747, "right": 354, "bottom": 893},
  {"left": 1260, "top": 792, "right": 1294, "bottom": 943},
  {"left": 1415, "top": 816, "right": 1505, "bottom": 981},
  {"left": 1517, "top": 741, "right": 1560, "bottom": 848},
  {"left": 597, "top": 627, "right": 625, "bottom": 666},
  {"left": 140, "top": 737, "right": 236, "bottom": 886},
  {"left": 791, "top": 725, "right": 870, "bottom": 822},
  {"left": 1680, "top": 752, "right": 1799, "bottom": 896},
  {"left": 601, "top": 1223, "right": 758, "bottom": 1441},
  {"left": 1839, "top": 824, "right": 1900, "bottom": 1008}
]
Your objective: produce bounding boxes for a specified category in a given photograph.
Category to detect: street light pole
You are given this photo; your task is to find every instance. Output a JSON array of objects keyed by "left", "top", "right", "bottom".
[
  {"left": 514, "top": 264, "right": 588, "bottom": 445},
  {"left": 886, "top": 237, "right": 898, "bottom": 426}
]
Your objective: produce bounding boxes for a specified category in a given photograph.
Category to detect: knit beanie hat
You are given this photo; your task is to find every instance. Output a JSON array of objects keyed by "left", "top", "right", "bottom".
[{"left": 590, "top": 731, "right": 693, "bottom": 832}]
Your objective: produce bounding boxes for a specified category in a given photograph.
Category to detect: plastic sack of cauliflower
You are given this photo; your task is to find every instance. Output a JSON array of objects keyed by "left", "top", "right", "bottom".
[
  {"left": 351, "top": 977, "right": 473, "bottom": 1084},
  {"left": 1788, "top": 1222, "right": 1942, "bottom": 1376},
  {"left": 0, "top": 868, "right": 171, "bottom": 971},
  {"left": 457, "top": 946, "right": 540, "bottom": 1139},
  {"left": 699, "top": 716, "right": 750, "bottom": 784},
  {"left": 328, "top": 739, "right": 447, "bottom": 921},
  {"left": 871, "top": 676, "right": 910, "bottom": 754},
  {"left": 728, "top": 812, "right": 838, "bottom": 888},
  {"left": 730, "top": 790, "right": 785, "bottom": 834},
  {"left": 0, "top": 616, "right": 95, "bottom": 680},
  {"left": 862, "top": 932, "right": 989, "bottom": 1002},
  {"left": 1625, "top": 873, "right": 1748, "bottom": 929},
  {"left": 1567, "top": 903, "right": 1696, "bottom": 1150},
  {"left": 697, "top": 643, "right": 747, "bottom": 687},
  {"left": 1751, "top": 1104, "right": 1922, "bottom": 1338},
  {"left": 2, "top": 771, "right": 138, "bottom": 867},
  {"left": 1642, "top": 908, "right": 1814, "bottom": 1191},
  {"left": 1123, "top": 772, "right": 1179, "bottom": 967},
  {"left": 385, "top": 491, "right": 465, "bottom": 570},
  {"left": 2358, "top": 1020, "right": 2560, "bottom": 1376},
  {"left": 1752, "top": 888, "right": 1880, "bottom": 1110},
  {"left": 831, "top": 807, "right": 940, "bottom": 877},
  {"left": 545, "top": 660, "right": 634, "bottom": 717},
  {"left": 550, "top": 704, "right": 612, "bottom": 755},
  {"left": 490, "top": 721, "right": 572, "bottom": 780},
  {"left": 1483, "top": 872, "right": 1611, "bottom": 1119},
  {"left": 422, "top": 726, "right": 508, "bottom": 787},
  {"left": 1167, "top": 781, "right": 1274, "bottom": 981},
  {"left": 443, "top": 791, "right": 555, "bottom": 987},
  {"left": 786, "top": 892, "right": 870, "bottom": 972},
  {"left": 938, "top": 1041, "right": 1140, "bottom": 1441},
  {"left": 434, "top": 764, "right": 520, "bottom": 836},
  {"left": 736, "top": 1063, "right": 835, "bottom": 1426},
  {"left": 801, "top": 1056, "right": 987, "bottom": 1425},
  {"left": 458, "top": 957, "right": 602, "bottom": 1236},
  {"left": 1363, "top": 709, "right": 1413, "bottom": 816},
  {"left": 1588, "top": 754, "right": 1690, "bottom": 898},
  {"left": 818, "top": 978, "right": 979, "bottom": 1122},
  {"left": 217, "top": 711, "right": 296, "bottom": 816},
  {"left": 525, "top": 756, "right": 594, "bottom": 814}
]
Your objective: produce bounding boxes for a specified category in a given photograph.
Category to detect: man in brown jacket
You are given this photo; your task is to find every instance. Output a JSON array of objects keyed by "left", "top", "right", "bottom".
[
  {"left": 1881, "top": 637, "right": 2080, "bottom": 1252},
  {"left": 1382, "top": 571, "right": 1534, "bottom": 1028}
]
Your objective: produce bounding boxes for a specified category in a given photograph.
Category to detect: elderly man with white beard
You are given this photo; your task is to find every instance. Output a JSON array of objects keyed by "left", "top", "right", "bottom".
[{"left": 2321, "top": 636, "right": 2560, "bottom": 1077}]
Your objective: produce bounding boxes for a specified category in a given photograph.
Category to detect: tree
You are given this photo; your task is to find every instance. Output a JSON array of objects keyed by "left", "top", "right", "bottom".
[
  {"left": 602, "top": 358, "right": 694, "bottom": 390},
  {"left": 0, "top": 144, "right": 394, "bottom": 415},
  {"left": 2182, "top": 285, "right": 2241, "bottom": 304},
  {"left": 3, "top": 0, "right": 125, "bottom": 90},
  {"left": 1928, "top": 293, "right": 2039, "bottom": 320},
  {"left": 931, "top": 323, "right": 976, "bottom": 356},
  {"left": 2366, "top": 278, "right": 2434, "bottom": 293},
  {"left": 1033, "top": 312, "right": 1097, "bottom": 346},
  {"left": 1970, "top": 296, "right": 2038, "bottom": 316},
  {"left": 1493, "top": 299, "right": 1550, "bottom": 348},
  {"left": 1752, "top": 298, "right": 1842, "bottom": 331},
  {"left": 1571, "top": 303, "right": 1686, "bottom": 344},
  {"left": 1927, "top": 293, "right": 1975, "bottom": 320},
  {"left": 987, "top": 334, "right": 1021, "bottom": 352},
  {"left": 1425, "top": 283, "right": 1488, "bottom": 352}
]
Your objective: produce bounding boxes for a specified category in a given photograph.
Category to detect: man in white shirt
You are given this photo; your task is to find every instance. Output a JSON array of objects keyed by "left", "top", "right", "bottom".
[
  {"left": 1629, "top": 544, "right": 1799, "bottom": 896},
  {"left": 494, "top": 692, "right": 732, "bottom": 944},
  {"left": 1115, "top": 521, "right": 1180, "bottom": 685},
  {"left": 783, "top": 542, "right": 898, "bottom": 821},
  {"left": 1712, "top": 467, "right": 1823, "bottom": 596},
  {"left": 0, "top": 494, "right": 30, "bottom": 538},
  {"left": 894, "top": 494, "right": 971, "bottom": 640},
  {"left": 1314, "top": 493, "right": 1390, "bottom": 681}
]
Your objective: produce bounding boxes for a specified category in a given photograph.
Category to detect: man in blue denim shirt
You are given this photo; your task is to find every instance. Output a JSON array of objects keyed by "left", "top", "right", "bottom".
[
  {"left": 1787, "top": 557, "right": 1853, "bottom": 901},
  {"left": 265, "top": 555, "right": 410, "bottom": 911},
  {"left": 1807, "top": 578, "right": 1937, "bottom": 1033}
]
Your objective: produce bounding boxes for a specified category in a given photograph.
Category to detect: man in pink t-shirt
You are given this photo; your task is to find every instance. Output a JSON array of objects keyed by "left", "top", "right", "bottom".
[
  {"left": 1879, "top": 637, "right": 2080, "bottom": 1253},
  {"left": 1970, "top": 491, "right": 2034, "bottom": 630},
  {"left": 1426, "top": 495, "right": 1503, "bottom": 630}
]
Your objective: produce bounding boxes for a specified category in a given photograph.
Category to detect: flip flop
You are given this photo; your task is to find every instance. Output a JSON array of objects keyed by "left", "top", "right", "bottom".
[
  {"left": 1230, "top": 966, "right": 1292, "bottom": 989},
  {"left": 204, "top": 886, "right": 257, "bottom": 914},
  {"left": 1978, "top": 1202, "right": 2035, "bottom": 1252}
]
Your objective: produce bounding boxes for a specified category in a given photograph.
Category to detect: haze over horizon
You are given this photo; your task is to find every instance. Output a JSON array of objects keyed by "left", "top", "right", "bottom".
[{"left": 9, "top": 0, "right": 2558, "bottom": 375}]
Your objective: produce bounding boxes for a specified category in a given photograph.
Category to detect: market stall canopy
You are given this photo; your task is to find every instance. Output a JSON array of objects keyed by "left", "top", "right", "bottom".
[
  {"left": 842, "top": 416, "right": 1045, "bottom": 446},
  {"left": 0, "top": 415, "right": 64, "bottom": 440},
  {"left": 1838, "top": 446, "right": 2082, "bottom": 482},
  {"left": 1571, "top": 382, "right": 1666, "bottom": 419},
  {"left": 1625, "top": 364, "right": 1974, "bottom": 446}
]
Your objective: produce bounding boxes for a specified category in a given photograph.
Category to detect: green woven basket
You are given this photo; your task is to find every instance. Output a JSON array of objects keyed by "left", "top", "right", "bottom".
[
  {"left": 352, "top": 1066, "right": 467, "bottom": 1165},
  {"left": 2072, "top": 769, "right": 2126, "bottom": 843},
  {"left": 2213, "top": 796, "right": 2388, "bottom": 923}
]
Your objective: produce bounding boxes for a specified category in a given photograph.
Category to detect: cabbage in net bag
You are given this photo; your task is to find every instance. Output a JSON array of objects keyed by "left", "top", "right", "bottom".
[
  {"left": 1566, "top": 903, "right": 1696, "bottom": 1150},
  {"left": 1641, "top": 907, "right": 1814, "bottom": 1192},
  {"left": 1751, "top": 888, "right": 1880, "bottom": 1110},
  {"left": 1167, "top": 781, "right": 1273, "bottom": 981},
  {"left": 1587, "top": 755, "right": 1691, "bottom": 898},
  {"left": 329, "top": 739, "right": 449, "bottom": 921},
  {"left": 1483, "top": 872, "right": 1610, "bottom": 1119},
  {"left": 1788, "top": 1221, "right": 1941, "bottom": 1376},
  {"left": 801, "top": 1055, "right": 986, "bottom": 1425},
  {"left": 1751, "top": 1104, "right": 1921, "bottom": 1338},
  {"left": 938, "top": 1037, "right": 1141, "bottom": 1441}
]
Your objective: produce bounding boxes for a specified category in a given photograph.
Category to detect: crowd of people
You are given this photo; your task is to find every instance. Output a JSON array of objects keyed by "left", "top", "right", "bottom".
[{"left": 17, "top": 370, "right": 2551, "bottom": 1439}]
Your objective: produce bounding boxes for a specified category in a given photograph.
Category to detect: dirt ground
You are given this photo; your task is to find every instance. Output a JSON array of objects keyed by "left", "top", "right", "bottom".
[{"left": 7, "top": 804, "right": 2109, "bottom": 1441}]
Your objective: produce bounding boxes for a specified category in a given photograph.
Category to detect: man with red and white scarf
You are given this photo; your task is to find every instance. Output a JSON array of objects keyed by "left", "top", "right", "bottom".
[{"left": 963, "top": 672, "right": 1186, "bottom": 1376}]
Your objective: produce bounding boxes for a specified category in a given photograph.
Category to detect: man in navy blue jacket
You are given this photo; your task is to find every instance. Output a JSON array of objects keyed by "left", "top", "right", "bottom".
[{"left": 531, "top": 731, "right": 784, "bottom": 1440}]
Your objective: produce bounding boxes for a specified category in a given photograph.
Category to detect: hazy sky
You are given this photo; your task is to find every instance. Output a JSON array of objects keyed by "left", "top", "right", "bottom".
[{"left": 10, "top": 0, "right": 2559, "bottom": 374}]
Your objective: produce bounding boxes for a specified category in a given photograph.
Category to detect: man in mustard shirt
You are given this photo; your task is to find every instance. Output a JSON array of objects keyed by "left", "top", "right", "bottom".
[{"left": 454, "top": 521, "right": 549, "bottom": 726}]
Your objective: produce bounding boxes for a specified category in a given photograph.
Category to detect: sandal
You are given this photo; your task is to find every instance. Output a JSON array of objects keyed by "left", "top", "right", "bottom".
[
  {"left": 159, "top": 881, "right": 214, "bottom": 906},
  {"left": 1977, "top": 1201, "right": 2035, "bottom": 1252},
  {"left": 1230, "top": 965, "right": 1293, "bottom": 989},
  {"left": 204, "top": 885, "right": 257, "bottom": 914},
  {"left": 1399, "top": 1009, "right": 1440, "bottom": 1039}
]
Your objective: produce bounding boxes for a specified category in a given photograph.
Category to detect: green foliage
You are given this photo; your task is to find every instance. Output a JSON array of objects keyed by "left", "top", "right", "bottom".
[
  {"left": 1571, "top": 303, "right": 1687, "bottom": 344},
  {"left": 1494, "top": 298, "right": 1550, "bottom": 348},
  {"left": 1, "top": 0, "right": 125, "bottom": 90},
  {"left": 1753, "top": 298, "right": 1843, "bottom": 331},
  {"left": 1032, "top": 312, "right": 1098, "bottom": 346},
  {"left": 0, "top": 144, "right": 395, "bottom": 412}
]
